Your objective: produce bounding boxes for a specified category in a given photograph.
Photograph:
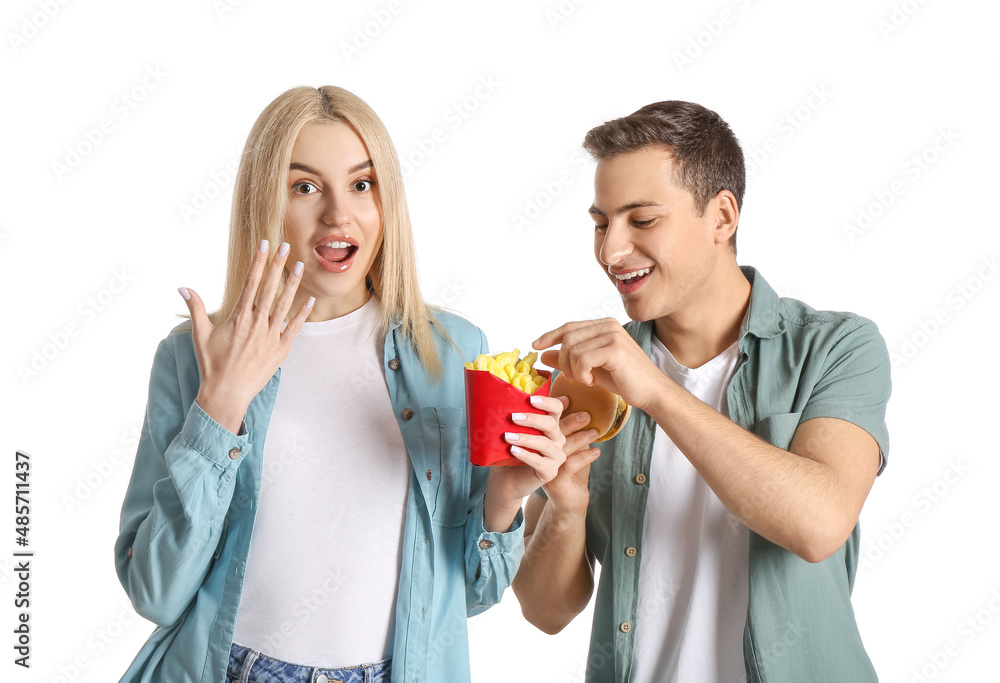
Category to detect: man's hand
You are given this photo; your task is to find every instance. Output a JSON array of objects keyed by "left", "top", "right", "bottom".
[{"left": 533, "top": 318, "right": 662, "bottom": 414}]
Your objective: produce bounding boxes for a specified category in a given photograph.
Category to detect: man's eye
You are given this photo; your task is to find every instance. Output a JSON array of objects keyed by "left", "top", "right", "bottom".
[
  {"left": 353, "top": 179, "right": 374, "bottom": 192},
  {"left": 293, "top": 182, "right": 318, "bottom": 194}
]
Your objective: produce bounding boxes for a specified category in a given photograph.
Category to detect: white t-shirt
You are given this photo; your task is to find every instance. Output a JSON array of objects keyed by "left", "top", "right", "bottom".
[
  {"left": 232, "top": 298, "right": 410, "bottom": 666},
  {"left": 630, "top": 337, "right": 749, "bottom": 683}
]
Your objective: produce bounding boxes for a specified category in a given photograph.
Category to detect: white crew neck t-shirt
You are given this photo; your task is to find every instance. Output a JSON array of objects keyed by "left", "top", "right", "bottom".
[
  {"left": 630, "top": 337, "right": 749, "bottom": 683},
  {"left": 232, "top": 298, "right": 410, "bottom": 666}
]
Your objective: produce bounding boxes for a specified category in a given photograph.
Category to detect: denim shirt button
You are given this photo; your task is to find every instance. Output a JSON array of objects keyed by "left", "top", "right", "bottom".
[
  {"left": 228, "top": 447, "right": 241, "bottom": 460},
  {"left": 389, "top": 358, "right": 401, "bottom": 370},
  {"left": 402, "top": 408, "right": 414, "bottom": 420},
  {"left": 316, "top": 675, "right": 330, "bottom": 683},
  {"left": 479, "top": 539, "right": 493, "bottom": 550}
]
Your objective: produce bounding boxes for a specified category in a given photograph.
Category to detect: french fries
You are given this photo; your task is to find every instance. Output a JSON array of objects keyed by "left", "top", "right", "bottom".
[{"left": 464, "top": 348, "right": 545, "bottom": 394}]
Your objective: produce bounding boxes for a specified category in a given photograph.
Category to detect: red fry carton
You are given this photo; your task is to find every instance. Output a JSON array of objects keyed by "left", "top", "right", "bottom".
[{"left": 465, "top": 368, "right": 552, "bottom": 467}]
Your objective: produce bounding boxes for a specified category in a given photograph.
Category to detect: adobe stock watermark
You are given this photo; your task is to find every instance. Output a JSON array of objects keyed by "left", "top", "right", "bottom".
[
  {"left": 510, "top": 149, "right": 591, "bottom": 235},
  {"left": 544, "top": 0, "right": 590, "bottom": 30},
  {"left": 843, "top": 126, "right": 958, "bottom": 244},
  {"left": 339, "top": 0, "right": 407, "bottom": 62},
  {"left": 908, "top": 587, "right": 1000, "bottom": 682},
  {"left": 671, "top": 0, "right": 754, "bottom": 73},
  {"left": 744, "top": 85, "right": 834, "bottom": 177},
  {"left": 61, "top": 426, "right": 141, "bottom": 513},
  {"left": 255, "top": 568, "right": 347, "bottom": 655},
  {"left": 177, "top": 156, "right": 240, "bottom": 224},
  {"left": 858, "top": 457, "right": 969, "bottom": 573},
  {"left": 18, "top": 268, "right": 135, "bottom": 386},
  {"left": 877, "top": 0, "right": 931, "bottom": 40},
  {"left": 400, "top": 76, "right": 500, "bottom": 179},
  {"left": 51, "top": 65, "right": 168, "bottom": 181},
  {"left": 213, "top": 0, "right": 248, "bottom": 20},
  {"left": 889, "top": 254, "right": 997, "bottom": 370},
  {"left": 7, "top": 0, "right": 71, "bottom": 54}
]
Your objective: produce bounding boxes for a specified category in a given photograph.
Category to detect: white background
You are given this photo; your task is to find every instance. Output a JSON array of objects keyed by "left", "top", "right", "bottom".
[{"left": 2, "top": 0, "right": 998, "bottom": 681}]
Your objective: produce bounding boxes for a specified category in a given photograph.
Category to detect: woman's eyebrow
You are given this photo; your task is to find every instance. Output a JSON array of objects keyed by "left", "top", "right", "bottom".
[{"left": 288, "top": 160, "right": 373, "bottom": 175}]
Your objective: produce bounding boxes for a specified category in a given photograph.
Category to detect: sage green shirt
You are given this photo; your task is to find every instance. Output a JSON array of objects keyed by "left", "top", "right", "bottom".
[{"left": 583, "top": 266, "right": 891, "bottom": 682}]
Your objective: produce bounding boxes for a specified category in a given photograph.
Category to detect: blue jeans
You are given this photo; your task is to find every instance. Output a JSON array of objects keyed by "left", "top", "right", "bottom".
[{"left": 227, "top": 642, "right": 391, "bottom": 683}]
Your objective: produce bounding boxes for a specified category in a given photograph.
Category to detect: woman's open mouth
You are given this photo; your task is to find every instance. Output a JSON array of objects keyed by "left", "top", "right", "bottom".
[{"left": 314, "top": 239, "right": 359, "bottom": 273}]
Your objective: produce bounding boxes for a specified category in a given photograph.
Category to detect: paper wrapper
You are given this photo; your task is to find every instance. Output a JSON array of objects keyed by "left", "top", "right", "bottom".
[{"left": 465, "top": 368, "right": 552, "bottom": 467}]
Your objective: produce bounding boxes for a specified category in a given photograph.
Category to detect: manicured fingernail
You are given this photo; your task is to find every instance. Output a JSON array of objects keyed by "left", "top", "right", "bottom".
[
  {"left": 177, "top": 287, "right": 191, "bottom": 301},
  {"left": 259, "top": 239, "right": 269, "bottom": 254},
  {"left": 293, "top": 261, "right": 304, "bottom": 276},
  {"left": 305, "top": 296, "right": 315, "bottom": 308},
  {"left": 504, "top": 432, "right": 519, "bottom": 442},
  {"left": 278, "top": 241, "right": 289, "bottom": 257},
  {"left": 510, "top": 445, "right": 523, "bottom": 455},
  {"left": 511, "top": 413, "right": 527, "bottom": 423},
  {"left": 529, "top": 395, "right": 543, "bottom": 405}
]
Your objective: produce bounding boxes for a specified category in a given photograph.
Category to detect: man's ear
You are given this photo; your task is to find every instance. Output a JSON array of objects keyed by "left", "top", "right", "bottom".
[{"left": 711, "top": 190, "right": 740, "bottom": 246}]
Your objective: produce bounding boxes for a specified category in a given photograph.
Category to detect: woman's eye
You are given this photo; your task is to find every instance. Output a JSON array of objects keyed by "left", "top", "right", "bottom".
[
  {"left": 633, "top": 218, "right": 655, "bottom": 227},
  {"left": 353, "top": 179, "right": 374, "bottom": 192},
  {"left": 293, "top": 181, "right": 318, "bottom": 195},
  {"left": 594, "top": 223, "right": 609, "bottom": 231}
]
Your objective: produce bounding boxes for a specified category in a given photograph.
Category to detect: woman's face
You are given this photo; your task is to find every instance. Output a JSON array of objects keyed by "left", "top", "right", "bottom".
[{"left": 283, "top": 121, "right": 384, "bottom": 321}]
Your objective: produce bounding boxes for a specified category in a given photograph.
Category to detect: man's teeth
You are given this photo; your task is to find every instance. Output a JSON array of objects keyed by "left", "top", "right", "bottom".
[
  {"left": 615, "top": 267, "right": 651, "bottom": 281},
  {"left": 322, "top": 241, "right": 351, "bottom": 248}
]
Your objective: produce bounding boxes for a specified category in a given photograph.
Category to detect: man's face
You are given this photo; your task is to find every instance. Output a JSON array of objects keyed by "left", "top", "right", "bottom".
[{"left": 590, "top": 147, "right": 721, "bottom": 323}]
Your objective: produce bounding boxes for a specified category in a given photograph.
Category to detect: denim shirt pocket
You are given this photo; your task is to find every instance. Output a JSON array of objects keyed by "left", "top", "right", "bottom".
[
  {"left": 752, "top": 411, "right": 803, "bottom": 451},
  {"left": 423, "top": 406, "right": 472, "bottom": 527}
]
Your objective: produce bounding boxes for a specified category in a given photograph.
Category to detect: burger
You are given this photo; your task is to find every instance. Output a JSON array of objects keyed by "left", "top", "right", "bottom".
[{"left": 551, "top": 373, "right": 632, "bottom": 442}]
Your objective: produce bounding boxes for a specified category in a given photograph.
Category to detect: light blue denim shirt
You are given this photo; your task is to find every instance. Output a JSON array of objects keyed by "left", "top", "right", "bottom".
[{"left": 114, "top": 310, "right": 523, "bottom": 683}]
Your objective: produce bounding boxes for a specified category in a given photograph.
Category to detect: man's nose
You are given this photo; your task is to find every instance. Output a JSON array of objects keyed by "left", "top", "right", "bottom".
[{"left": 598, "top": 220, "right": 631, "bottom": 266}]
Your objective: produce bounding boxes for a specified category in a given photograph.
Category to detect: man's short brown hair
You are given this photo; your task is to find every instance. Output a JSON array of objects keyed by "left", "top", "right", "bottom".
[{"left": 583, "top": 101, "right": 745, "bottom": 250}]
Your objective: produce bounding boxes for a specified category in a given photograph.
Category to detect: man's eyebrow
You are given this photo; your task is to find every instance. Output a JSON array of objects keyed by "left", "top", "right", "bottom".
[
  {"left": 288, "top": 160, "right": 373, "bottom": 175},
  {"left": 589, "top": 201, "right": 664, "bottom": 218}
]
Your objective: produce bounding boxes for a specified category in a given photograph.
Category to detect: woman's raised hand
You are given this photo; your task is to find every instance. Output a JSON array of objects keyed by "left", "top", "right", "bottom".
[{"left": 178, "top": 240, "right": 314, "bottom": 434}]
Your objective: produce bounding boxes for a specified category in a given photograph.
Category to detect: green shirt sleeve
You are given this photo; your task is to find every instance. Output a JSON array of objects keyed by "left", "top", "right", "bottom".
[{"left": 799, "top": 318, "right": 892, "bottom": 474}]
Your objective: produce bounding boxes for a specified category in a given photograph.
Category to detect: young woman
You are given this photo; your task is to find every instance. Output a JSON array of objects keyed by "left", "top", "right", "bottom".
[{"left": 114, "top": 86, "right": 568, "bottom": 683}]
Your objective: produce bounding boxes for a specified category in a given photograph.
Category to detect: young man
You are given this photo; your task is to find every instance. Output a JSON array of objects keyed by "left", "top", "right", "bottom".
[{"left": 513, "top": 101, "right": 891, "bottom": 682}]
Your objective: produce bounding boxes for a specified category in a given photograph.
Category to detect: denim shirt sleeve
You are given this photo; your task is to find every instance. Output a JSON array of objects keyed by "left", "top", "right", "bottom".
[
  {"left": 799, "top": 317, "right": 892, "bottom": 473},
  {"left": 114, "top": 334, "right": 252, "bottom": 625},
  {"left": 460, "top": 325, "right": 525, "bottom": 616}
]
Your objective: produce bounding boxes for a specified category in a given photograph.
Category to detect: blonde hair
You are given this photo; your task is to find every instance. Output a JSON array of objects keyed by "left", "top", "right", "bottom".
[{"left": 203, "top": 85, "right": 445, "bottom": 378}]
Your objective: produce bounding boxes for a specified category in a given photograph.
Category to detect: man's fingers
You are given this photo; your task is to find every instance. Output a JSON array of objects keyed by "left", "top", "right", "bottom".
[
  {"left": 533, "top": 319, "right": 609, "bottom": 351},
  {"left": 558, "top": 410, "right": 591, "bottom": 436},
  {"left": 561, "top": 446, "right": 601, "bottom": 476},
  {"left": 540, "top": 350, "right": 564, "bottom": 374}
]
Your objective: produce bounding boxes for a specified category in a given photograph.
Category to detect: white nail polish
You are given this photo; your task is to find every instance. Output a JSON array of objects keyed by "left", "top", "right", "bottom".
[
  {"left": 305, "top": 296, "right": 315, "bottom": 308},
  {"left": 510, "top": 445, "right": 523, "bottom": 455},
  {"left": 259, "top": 239, "right": 269, "bottom": 254},
  {"left": 278, "top": 242, "right": 289, "bottom": 257},
  {"left": 504, "top": 432, "right": 519, "bottom": 441},
  {"left": 511, "top": 413, "right": 527, "bottom": 422},
  {"left": 177, "top": 287, "right": 191, "bottom": 301},
  {"left": 293, "top": 261, "right": 304, "bottom": 276},
  {"left": 529, "top": 395, "right": 543, "bottom": 405}
]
